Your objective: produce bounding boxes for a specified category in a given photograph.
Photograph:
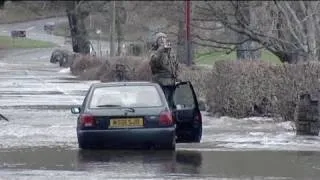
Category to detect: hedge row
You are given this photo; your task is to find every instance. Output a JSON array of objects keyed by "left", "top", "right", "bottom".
[
  {"left": 207, "top": 60, "right": 320, "bottom": 120},
  {"left": 62, "top": 53, "right": 320, "bottom": 121}
]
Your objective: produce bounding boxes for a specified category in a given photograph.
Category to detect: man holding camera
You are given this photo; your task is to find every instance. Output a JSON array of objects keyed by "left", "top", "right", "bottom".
[{"left": 149, "top": 32, "right": 179, "bottom": 109}]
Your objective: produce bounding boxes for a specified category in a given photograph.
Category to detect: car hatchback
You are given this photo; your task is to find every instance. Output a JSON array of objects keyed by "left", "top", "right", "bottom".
[{"left": 71, "top": 82, "right": 176, "bottom": 150}]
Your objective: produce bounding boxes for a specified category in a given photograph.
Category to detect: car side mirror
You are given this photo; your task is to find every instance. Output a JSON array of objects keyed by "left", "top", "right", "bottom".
[
  {"left": 198, "top": 100, "right": 206, "bottom": 111},
  {"left": 71, "top": 107, "right": 81, "bottom": 114}
]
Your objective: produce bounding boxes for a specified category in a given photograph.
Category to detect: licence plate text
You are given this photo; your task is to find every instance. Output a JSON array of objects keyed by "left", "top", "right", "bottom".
[{"left": 109, "top": 118, "right": 144, "bottom": 128}]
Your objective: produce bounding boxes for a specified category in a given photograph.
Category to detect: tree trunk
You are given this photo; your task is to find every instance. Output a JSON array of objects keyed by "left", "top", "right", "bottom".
[
  {"left": 236, "top": 3, "right": 261, "bottom": 61},
  {"left": 115, "top": 1, "right": 124, "bottom": 56},
  {"left": 78, "top": 13, "right": 90, "bottom": 54},
  {"left": 66, "top": 1, "right": 90, "bottom": 54},
  {"left": 116, "top": 23, "right": 122, "bottom": 56},
  {"left": 306, "top": 2, "right": 318, "bottom": 61},
  {"left": 109, "top": 1, "right": 116, "bottom": 57},
  {"left": 236, "top": 40, "right": 261, "bottom": 61},
  {"left": 66, "top": 2, "right": 79, "bottom": 53},
  {"left": 274, "top": 51, "right": 305, "bottom": 64}
]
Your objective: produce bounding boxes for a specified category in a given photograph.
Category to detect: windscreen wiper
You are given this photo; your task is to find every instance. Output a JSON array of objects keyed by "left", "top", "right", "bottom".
[
  {"left": 96, "top": 104, "right": 135, "bottom": 112},
  {"left": 96, "top": 104, "right": 122, "bottom": 107},
  {"left": 123, "top": 107, "right": 135, "bottom": 113}
]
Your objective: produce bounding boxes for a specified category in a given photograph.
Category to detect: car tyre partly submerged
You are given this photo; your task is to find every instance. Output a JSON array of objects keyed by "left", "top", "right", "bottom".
[
  {"left": 78, "top": 139, "right": 91, "bottom": 150},
  {"left": 160, "top": 134, "right": 176, "bottom": 150}
]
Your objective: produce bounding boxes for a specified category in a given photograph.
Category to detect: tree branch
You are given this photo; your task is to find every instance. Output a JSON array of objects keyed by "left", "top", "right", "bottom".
[
  {"left": 236, "top": 44, "right": 269, "bottom": 52},
  {"left": 192, "top": 18, "right": 219, "bottom": 22},
  {"left": 193, "top": 34, "right": 251, "bottom": 45},
  {"left": 284, "top": 1, "right": 304, "bottom": 35},
  {"left": 230, "top": 1, "right": 250, "bottom": 26},
  {"left": 192, "top": 41, "right": 234, "bottom": 50},
  {"left": 274, "top": 1, "right": 307, "bottom": 52}
]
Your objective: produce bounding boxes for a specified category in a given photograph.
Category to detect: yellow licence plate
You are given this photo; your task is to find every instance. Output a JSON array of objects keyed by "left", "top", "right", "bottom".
[{"left": 109, "top": 118, "right": 144, "bottom": 128}]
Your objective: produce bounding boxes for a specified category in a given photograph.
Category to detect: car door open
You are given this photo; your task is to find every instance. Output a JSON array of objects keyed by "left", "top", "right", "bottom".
[{"left": 172, "top": 81, "right": 202, "bottom": 143}]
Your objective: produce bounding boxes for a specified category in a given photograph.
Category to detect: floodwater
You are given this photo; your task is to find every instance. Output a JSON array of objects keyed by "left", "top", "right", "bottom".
[{"left": 0, "top": 18, "right": 320, "bottom": 179}]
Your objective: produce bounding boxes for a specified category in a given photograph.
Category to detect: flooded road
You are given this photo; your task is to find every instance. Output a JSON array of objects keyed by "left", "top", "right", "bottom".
[
  {"left": 2, "top": 148, "right": 320, "bottom": 180},
  {"left": 1, "top": 19, "right": 320, "bottom": 179},
  {"left": 1, "top": 49, "right": 320, "bottom": 180}
]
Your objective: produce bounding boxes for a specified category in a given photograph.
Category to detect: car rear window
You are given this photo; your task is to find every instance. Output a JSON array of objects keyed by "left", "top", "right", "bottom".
[{"left": 89, "top": 85, "right": 163, "bottom": 108}]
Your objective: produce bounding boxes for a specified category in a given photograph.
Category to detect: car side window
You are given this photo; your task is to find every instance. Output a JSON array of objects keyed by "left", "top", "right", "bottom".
[
  {"left": 81, "top": 89, "right": 91, "bottom": 111},
  {"left": 173, "top": 83, "right": 195, "bottom": 109},
  {"left": 81, "top": 95, "right": 87, "bottom": 111}
]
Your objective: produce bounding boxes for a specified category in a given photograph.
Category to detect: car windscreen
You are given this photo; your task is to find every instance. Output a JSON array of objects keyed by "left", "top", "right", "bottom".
[{"left": 89, "top": 85, "right": 163, "bottom": 108}]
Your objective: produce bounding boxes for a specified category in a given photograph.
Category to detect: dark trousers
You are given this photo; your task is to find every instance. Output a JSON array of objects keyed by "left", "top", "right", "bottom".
[{"left": 161, "top": 85, "right": 176, "bottom": 109}]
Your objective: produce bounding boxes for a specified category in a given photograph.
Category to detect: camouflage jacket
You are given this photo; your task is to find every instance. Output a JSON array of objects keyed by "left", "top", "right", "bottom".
[{"left": 149, "top": 46, "right": 179, "bottom": 86}]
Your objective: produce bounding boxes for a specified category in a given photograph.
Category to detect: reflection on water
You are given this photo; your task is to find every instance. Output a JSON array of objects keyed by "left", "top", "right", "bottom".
[
  {"left": 0, "top": 147, "right": 203, "bottom": 175},
  {"left": 1, "top": 147, "right": 320, "bottom": 179},
  {"left": 76, "top": 149, "right": 203, "bottom": 175}
]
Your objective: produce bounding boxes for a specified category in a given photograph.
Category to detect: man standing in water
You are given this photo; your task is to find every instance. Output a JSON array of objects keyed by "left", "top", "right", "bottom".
[{"left": 149, "top": 32, "right": 179, "bottom": 109}]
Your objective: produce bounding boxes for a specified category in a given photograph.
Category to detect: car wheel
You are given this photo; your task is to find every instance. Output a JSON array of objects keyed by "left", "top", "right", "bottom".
[
  {"left": 77, "top": 137, "right": 94, "bottom": 150},
  {"left": 160, "top": 137, "right": 176, "bottom": 150},
  {"left": 78, "top": 141, "right": 90, "bottom": 150}
]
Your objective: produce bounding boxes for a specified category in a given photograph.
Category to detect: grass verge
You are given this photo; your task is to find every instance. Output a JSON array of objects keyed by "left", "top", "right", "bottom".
[
  {"left": 195, "top": 50, "right": 281, "bottom": 65},
  {"left": 0, "top": 36, "right": 56, "bottom": 49}
]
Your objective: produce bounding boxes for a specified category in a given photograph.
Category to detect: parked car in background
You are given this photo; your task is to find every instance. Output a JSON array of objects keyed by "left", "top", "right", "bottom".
[{"left": 10, "top": 30, "right": 26, "bottom": 38}]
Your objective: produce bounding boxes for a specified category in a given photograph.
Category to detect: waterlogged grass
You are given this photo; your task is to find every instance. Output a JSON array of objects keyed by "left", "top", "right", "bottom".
[
  {"left": 195, "top": 49, "right": 281, "bottom": 65},
  {"left": 0, "top": 36, "right": 56, "bottom": 49}
]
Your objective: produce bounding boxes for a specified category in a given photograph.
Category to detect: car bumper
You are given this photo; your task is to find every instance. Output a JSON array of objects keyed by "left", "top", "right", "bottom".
[{"left": 77, "top": 127, "right": 175, "bottom": 148}]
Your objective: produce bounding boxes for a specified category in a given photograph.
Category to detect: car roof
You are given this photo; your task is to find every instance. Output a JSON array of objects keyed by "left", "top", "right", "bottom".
[{"left": 90, "top": 81, "right": 160, "bottom": 88}]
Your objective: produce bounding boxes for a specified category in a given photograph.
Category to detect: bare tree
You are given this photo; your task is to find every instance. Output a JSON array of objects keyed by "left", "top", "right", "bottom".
[
  {"left": 86, "top": 1, "right": 128, "bottom": 56},
  {"left": 129, "top": 1, "right": 191, "bottom": 63},
  {"left": 234, "top": 2, "right": 261, "bottom": 60},
  {"left": 66, "top": 0, "right": 90, "bottom": 54},
  {"left": 115, "top": 1, "right": 126, "bottom": 56},
  {"left": 193, "top": 1, "right": 320, "bottom": 63}
]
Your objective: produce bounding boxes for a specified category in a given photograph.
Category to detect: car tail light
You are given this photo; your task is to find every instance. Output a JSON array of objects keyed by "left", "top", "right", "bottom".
[
  {"left": 159, "top": 111, "right": 173, "bottom": 126},
  {"left": 80, "top": 114, "right": 95, "bottom": 127},
  {"left": 195, "top": 111, "right": 202, "bottom": 122}
]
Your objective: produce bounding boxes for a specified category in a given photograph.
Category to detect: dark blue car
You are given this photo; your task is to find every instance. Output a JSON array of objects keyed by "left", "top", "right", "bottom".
[{"left": 71, "top": 81, "right": 203, "bottom": 150}]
